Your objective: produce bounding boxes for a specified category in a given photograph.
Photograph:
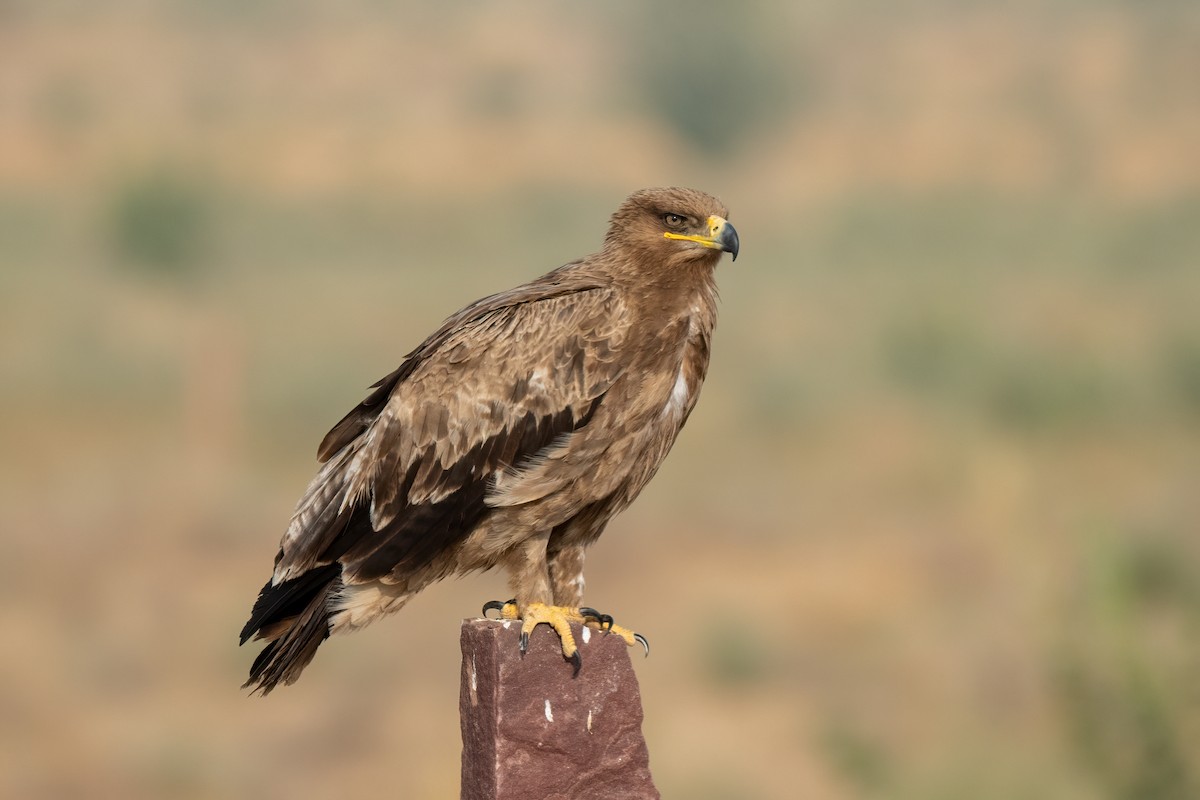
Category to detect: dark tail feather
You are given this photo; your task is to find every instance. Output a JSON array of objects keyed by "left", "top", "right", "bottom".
[
  {"left": 239, "top": 562, "right": 341, "bottom": 645},
  {"left": 239, "top": 563, "right": 341, "bottom": 695}
]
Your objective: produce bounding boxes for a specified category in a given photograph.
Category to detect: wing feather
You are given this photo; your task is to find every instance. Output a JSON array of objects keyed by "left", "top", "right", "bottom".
[{"left": 272, "top": 274, "right": 628, "bottom": 586}]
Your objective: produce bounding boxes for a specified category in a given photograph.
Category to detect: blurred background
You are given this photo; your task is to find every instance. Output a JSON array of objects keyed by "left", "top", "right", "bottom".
[{"left": 2, "top": 1, "right": 1198, "bottom": 798}]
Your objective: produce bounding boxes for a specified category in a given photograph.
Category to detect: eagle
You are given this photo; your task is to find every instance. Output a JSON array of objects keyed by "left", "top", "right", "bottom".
[{"left": 240, "top": 187, "right": 739, "bottom": 693}]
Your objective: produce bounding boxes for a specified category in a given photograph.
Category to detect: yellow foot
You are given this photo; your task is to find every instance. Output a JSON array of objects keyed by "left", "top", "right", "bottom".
[
  {"left": 578, "top": 606, "right": 650, "bottom": 657},
  {"left": 481, "top": 599, "right": 649, "bottom": 674}
]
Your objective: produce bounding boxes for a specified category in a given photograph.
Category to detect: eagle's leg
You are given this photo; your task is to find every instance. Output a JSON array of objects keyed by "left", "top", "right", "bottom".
[
  {"left": 490, "top": 534, "right": 584, "bottom": 672},
  {"left": 550, "top": 543, "right": 649, "bottom": 656},
  {"left": 548, "top": 544, "right": 588, "bottom": 607}
]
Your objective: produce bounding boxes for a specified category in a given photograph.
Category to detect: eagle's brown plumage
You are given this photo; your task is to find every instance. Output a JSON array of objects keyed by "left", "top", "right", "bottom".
[{"left": 240, "top": 187, "right": 739, "bottom": 693}]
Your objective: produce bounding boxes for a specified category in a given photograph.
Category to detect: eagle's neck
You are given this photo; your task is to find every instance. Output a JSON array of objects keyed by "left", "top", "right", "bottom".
[
  {"left": 639, "top": 261, "right": 718, "bottom": 328},
  {"left": 625, "top": 263, "right": 718, "bottom": 406}
]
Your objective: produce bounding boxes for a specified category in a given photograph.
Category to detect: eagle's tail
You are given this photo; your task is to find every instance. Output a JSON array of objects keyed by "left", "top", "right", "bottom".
[{"left": 239, "top": 563, "right": 341, "bottom": 694}]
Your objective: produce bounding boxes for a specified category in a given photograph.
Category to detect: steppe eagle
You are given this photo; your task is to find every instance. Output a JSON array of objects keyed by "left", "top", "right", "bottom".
[{"left": 240, "top": 187, "right": 739, "bottom": 693}]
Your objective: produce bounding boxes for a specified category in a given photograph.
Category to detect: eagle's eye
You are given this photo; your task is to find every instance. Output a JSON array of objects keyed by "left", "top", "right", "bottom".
[{"left": 663, "top": 213, "right": 686, "bottom": 229}]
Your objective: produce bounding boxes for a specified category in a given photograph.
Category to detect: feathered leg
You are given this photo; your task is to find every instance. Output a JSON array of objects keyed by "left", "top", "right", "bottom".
[
  {"left": 548, "top": 544, "right": 587, "bottom": 607},
  {"left": 508, "top": 532, "right": 554, "bottom": 610}
]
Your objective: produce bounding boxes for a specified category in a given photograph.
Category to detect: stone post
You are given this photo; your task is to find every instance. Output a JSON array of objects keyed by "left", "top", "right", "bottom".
[{"left": 460, "top": 618, "right": 659, "bottom": 800}]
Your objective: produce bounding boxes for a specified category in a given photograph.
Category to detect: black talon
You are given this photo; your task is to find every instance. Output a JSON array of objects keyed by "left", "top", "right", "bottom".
[
  {"left": 519, "top": 630, "right": 529, "bottom": 655},
  {"left": 482, "top": 598, "right": 516, "bottom": 619},
  {"left": 579, "top": 607, "right": 615, "bottom": 630},
  {"left": 568, "top": 650, "right": 582, "bottom": 676},
  {"left": 634, "top": 633, "right": 650, "bottom": 657}
]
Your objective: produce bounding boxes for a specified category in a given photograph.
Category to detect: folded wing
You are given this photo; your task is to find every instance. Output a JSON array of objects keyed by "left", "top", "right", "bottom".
[{"left": 269, "top": 278, "right": 629, "bottom": 588}]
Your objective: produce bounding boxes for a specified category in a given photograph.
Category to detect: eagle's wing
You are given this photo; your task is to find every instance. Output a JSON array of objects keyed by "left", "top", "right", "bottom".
[{"left": 271, "top": 275, "right": 629, "bottom": 586}]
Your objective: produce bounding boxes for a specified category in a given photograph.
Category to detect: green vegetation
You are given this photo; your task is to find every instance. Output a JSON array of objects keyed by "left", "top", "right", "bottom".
[
  {"left": 108, "top": 167, "right": 212, "bottom": 278},
  {"left": 1055, "top": 529, "right": 1199, "bottom": 799},
  {"left": 625, "top": 0, "right": 795, "bottom": 155}
]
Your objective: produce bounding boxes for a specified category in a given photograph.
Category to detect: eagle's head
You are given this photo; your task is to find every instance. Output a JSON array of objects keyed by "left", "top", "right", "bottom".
[{"left": 605, "top": 187, "right": 739, "bottom": 268}]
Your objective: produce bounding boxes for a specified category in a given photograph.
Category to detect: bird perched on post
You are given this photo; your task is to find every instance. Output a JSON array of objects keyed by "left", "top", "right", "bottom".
[{"left": 240, "top": 187, "right": 739, "bottom": 693}]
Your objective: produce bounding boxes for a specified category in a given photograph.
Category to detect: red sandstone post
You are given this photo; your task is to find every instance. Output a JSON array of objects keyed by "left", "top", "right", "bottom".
[{"left": 459, "top": 618, "right": 660, "bottom": 800}]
